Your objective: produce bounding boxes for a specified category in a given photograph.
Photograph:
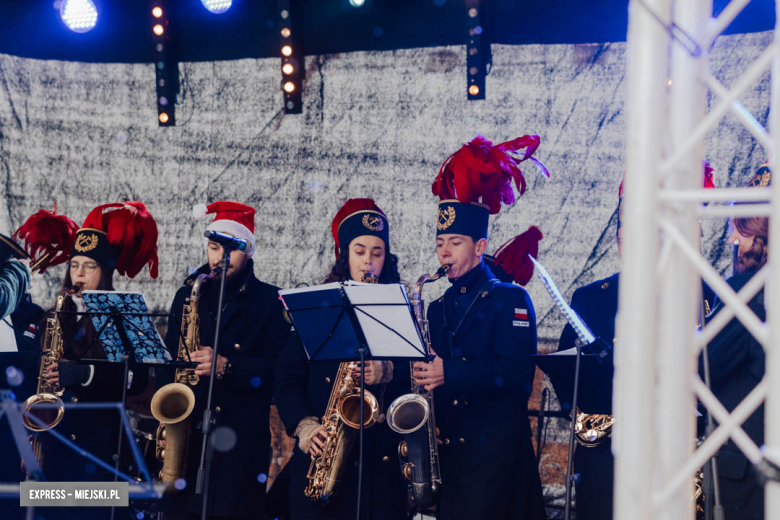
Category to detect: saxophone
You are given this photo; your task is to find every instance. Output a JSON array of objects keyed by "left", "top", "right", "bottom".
[
  {"left": 21, "top": 283, "right": 81, "bottom": 433},
  {"left": 386, "top": 264, "right": 448, "bottom": 508},
  {"left": 574, "top": 412, "right": 614, "bottom": 447},
  {"left": 304, "top": 272, "right": 380, "bottom": 502},
  {"left": 20, "top": 284, "right": 81, "bottom": 476},
  {"left": 150, "top": 269, "right": 216, "bottom": 491}
]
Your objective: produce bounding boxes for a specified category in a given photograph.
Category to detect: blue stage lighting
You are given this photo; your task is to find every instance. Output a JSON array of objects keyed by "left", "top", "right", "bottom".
[
  {"left": 59, "top": 0, "right": 98, "bottom": 33},
  {"left": 349, "top": 0, "right": 366, "bottom": 7},
  {"left": 201, "top": 0, "right": 233, "bottom": 14}
]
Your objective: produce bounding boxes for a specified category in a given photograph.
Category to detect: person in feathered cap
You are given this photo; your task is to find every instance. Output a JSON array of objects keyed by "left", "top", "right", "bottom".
[
  {"left": 552, "top": 161, "right": 718, "bottom": 520},
  {"left": 415, "top": 135, "right": 548, "bottom": 520},
  {"left": 0, "top": 207, "right": 79, "bottom": 500},
  {"left": 274, "top": 198, "right": 408, "bottom": 520},
  {"left": 160, "top": 201, "right": 290, "bottom": 520},
  {"left": 34, "top": 202, "right": 158, "bottom": 517}
]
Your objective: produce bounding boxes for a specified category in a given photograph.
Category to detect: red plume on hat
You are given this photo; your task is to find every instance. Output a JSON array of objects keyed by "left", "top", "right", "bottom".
[
  {"left": 13, "top": 205, "right": 78, "bottom": 274},
  {"left": 331, "top": 198, "right": 385, "bottom": 259},
  {"left": 491, "top": 226, "right": 543, "bottom": 286},
  {"left": 432, "top": 135, "right": 550, "bottom": 215},
  {"left": 82, "top": 201, "right": 159, "bottom": 279}
]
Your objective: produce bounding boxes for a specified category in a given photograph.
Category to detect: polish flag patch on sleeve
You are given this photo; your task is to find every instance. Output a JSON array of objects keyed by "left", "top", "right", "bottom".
[
  {"left": 24, "top": 323, "right": 39, "bottom": 339},
  {"left": 513, "top": 308, "right": 530, "bottom": 327}
]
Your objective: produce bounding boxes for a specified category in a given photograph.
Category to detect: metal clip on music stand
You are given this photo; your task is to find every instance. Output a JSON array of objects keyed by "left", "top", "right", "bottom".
[{"left": 279, "top": 281, "right": 427, "bottom": 520}]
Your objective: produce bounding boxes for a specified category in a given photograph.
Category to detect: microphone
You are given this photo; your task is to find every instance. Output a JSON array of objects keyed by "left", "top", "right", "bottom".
[{"left": 203, "top": 230, "right": 249, "bottom": 252}]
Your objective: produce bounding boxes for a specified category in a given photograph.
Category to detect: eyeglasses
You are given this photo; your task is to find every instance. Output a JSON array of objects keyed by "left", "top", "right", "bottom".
[{"left": 69, "top": 261, "right": 98, "bottom": 273}]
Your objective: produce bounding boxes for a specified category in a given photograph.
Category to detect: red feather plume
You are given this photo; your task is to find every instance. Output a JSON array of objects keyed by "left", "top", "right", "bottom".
[
  {"left": 82, "top": 201, "right": 159, "bottom": 279},
  {"left": 493, "top": 226, "right": 544, "bottom": 286},
  {"left": 432, "top": 135, "right": 549, "bottom": 215},
  {"left": 13, "top": 206, "right": 78, "bottom": 274},
  {"left": 331, "top": 198, "right": 385, "bottom": 259}
]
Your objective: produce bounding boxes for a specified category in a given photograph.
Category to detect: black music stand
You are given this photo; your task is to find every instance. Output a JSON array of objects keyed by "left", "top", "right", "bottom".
[
  {"left": 59, "top": 295, "right": 194, "bottom": 520},
  {"left": 279, "top": 281, "right": 426, "bottom": 520}
]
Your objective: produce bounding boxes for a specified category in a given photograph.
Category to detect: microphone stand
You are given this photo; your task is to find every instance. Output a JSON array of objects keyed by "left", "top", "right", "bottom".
[
  {"left": 197, "top": 247, "right": 234, "bottom": 520},
  {"left": 698, "top": 222, "right": 724, "bottom": 520}
]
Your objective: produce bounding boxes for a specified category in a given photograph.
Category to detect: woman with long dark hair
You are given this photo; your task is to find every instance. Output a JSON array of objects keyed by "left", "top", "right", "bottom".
[
  {"left": 40, "top": 202, "right": 159, "bottom": 519},
  {"left": 274, "top": 198, "right": 409, "bottom": 520}
]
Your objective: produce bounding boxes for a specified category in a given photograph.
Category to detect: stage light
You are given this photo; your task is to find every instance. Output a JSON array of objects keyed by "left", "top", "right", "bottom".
[
  {"left": 466, "top": 0, "right": 489, "bottom": 100},
  {"left": 279, "top": 0, "right": 303, "bottom": 114},
  {"left": 60, "top": 0, "right": 98, "bottom": 33},
  {"left": 152, "top": 1, "right": 178, "bottom": 127},
  {"left": 349, "top": 0, "right": 366, "bottom": 7},
  {"left": 201, "top": 0, "right": 233, "bottom": 14}
]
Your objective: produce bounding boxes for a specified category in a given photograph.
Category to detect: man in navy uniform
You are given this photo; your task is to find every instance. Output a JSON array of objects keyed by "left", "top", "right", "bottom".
[
  {"left": 161, "top": 201, "right": 290, "bottom": 520},
  {"left": 554, "top": 167, "right": 717, "bottom": 520},
  {"left": 699, "top": 164, "right": 770, "bottom": 520},
  {"left": 414, "top": 135, "right": 547, "bottom": 520}
]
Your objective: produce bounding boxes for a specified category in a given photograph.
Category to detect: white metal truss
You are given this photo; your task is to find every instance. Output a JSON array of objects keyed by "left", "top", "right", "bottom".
[{"left": 616, "top": 1, "right": 780, "bottom": 519}]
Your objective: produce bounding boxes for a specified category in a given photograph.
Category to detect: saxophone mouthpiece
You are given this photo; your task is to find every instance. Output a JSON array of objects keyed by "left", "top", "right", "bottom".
[
  {"left": 210, "top": 266, "right": 223, "bottom": 278},
  {"left": 436, "top": 264, "right": 451, "bottom": 277},
  {"left": 65, "top": 282, "right": 84, "bottom": 295}
]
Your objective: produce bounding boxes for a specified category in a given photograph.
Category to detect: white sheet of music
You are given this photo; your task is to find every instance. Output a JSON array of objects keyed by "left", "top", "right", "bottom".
[
  {"left": 341, "top": 283, "right": 426, "bottom": 359},
  {"left": 0, "top": 316, "right": 18, "bottom": 353}
]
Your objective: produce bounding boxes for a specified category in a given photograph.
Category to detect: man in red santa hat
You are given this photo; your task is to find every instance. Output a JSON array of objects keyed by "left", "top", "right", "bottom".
[{"left": 161, "top": 201, "right": 290, "bottom": 520}]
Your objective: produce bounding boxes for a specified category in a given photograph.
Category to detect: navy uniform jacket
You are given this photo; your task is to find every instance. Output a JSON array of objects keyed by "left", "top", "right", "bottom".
[
  {"left": 701, "top": 269, "right": 764, "bottom": 520},
  {"left": 160, "top": 260, "right": 290, "bottom": 519},
  {"left": 427, "top": 261, "right": 545, "bottom": 520},
  {"left": 273, "top": 328, "right": 409, "bottom": 519},
  {"left": 0, "top": 295, "right": 44, "bottom": 483}
]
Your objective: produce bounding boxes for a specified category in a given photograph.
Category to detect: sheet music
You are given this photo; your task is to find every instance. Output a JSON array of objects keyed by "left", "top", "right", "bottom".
[
  {"left": 0, "top": 316, "right": 18, "bottom": 353},
  {"left": 529, "top": 256, "right": 596, "bottom": 345}
]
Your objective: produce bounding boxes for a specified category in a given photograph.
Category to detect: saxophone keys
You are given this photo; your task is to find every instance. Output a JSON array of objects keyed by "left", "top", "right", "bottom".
[{"left": 399, "top": 441, "right": 409, "bottom": 458}]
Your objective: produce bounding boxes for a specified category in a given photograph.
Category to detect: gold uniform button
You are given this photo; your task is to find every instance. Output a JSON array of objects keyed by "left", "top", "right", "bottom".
[
  {"left": 382, "top": 456, "right": 390, "bottom": 463},
  {"left": 71, "top": 397, "right": 78, "bottom": 403},
  {"left": 459, "top": 438, "right": 465, "bottom": 444},
  {"left": 461, "top": 357, "right": 467, "bottom": 361},
  {"left": 452, "top": 400, "right": 458, "bottom": 406},
  {"left": 460, "top": 287, "right": 467, "bottom": 294},
  {"left": 443, "top": 438, "right": 450, "bottom": 445},
  {"left": 325, "top": 377, "right": 331, "bottom": 384},
  {"left": 70, "top": 434, "right": 76, "bottom": 441},
  {"left": 215, "top": 406, "right": 221, "bottom": 413},
  {"left": 234, "top": 343, "right": 241, "bottom": 351},
  {"left": 601, "top": 282, "right": 610, "bottom": 289}
]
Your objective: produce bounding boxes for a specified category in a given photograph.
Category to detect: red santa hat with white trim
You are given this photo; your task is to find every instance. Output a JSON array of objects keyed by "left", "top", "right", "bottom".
[{"left": 193, "top": 201, "right": 256, "bottom": 257}]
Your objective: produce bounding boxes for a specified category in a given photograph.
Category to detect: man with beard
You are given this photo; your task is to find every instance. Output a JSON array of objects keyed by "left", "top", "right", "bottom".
[
  {"left": 701, "top": 164, "right": 771, "bottom": 520},
  {"left": 160, "top": 201, "right": 290, "bottom": 520}
]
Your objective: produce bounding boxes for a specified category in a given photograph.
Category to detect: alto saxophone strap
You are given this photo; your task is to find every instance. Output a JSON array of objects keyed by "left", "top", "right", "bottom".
[{"left": 442, "top": 278, "right": 499, "bottom": 338}]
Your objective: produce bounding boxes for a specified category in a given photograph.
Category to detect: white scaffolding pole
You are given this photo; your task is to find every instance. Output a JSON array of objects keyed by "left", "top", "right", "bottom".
[
  {"left": 615, "top": 1, "right": 670, "bottom": 519},
  {"left": 620, "top": 0, "right": 779, "bottom": 518},
  {"left": 657, "top": 0, "right": 711, "bottom": 517}
]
